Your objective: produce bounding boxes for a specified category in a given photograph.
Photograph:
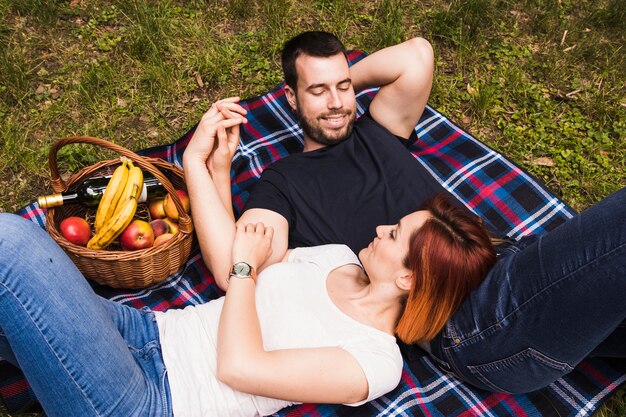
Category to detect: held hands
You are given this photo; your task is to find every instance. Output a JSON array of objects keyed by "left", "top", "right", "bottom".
[
  {"left": 232, "top": 223, "right": 274, "bottom": 280},
  {"left": 185, "top": 97, "right": 248, "bottom": 177}
]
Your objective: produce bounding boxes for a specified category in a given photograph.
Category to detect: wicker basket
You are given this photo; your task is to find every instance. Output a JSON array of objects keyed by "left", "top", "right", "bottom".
[{"left": 44, "top": 136, "right": 194, "bottom": 289}]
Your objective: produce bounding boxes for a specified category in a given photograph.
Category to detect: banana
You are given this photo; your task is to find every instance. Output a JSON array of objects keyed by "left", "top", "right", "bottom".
[
  {"left": 109, "top": 161, "right": 143, "bottom": 218},
  {"left": 128, "top": 163, "right": 144, "bottom": 201},
  {"left": 87, "top": 195, "right": 138, "bottom": 250},
  {"left": 87, "top": 161, "right": 144, "bottom": 250},
  {"left": 94, "top": 159, "right": 130, "bottom": 233}
]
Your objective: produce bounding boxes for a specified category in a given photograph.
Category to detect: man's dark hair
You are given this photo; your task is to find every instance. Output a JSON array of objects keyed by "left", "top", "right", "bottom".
[{"left": 281, "top": 31, "right": 347, "bottom": 90}]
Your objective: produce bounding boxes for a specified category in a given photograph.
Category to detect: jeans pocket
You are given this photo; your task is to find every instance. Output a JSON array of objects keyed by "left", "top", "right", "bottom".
[
  {"left": 467, "top": 348, "right": 574, "bottom": 394},
  {"left": 128, "top": 340, "right": 161, "bottom": 362}
]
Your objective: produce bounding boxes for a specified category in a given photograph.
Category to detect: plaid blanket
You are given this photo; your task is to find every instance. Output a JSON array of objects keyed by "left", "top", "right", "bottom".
[{"left": 3, "top": 50, "right": 625, "bottom": 416}]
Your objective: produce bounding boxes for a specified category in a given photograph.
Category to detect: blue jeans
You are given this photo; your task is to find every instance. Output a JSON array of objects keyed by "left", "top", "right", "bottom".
[
  {"left": 427, "top": 186, "right": 626, "bottom": 393},
  {"left": 0, "top": 214, "right": 172, "bottom": 417}
]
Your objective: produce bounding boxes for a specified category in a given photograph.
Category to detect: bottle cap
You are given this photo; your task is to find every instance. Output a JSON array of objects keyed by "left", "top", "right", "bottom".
[{"left": 37, "top": 194, "right": 63, "bottom": 209}]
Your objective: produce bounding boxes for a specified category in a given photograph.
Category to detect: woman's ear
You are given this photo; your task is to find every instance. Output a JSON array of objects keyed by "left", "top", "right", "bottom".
[
  {"left": 396, "top": 272, "right": 413, "bottom": 292},
  {"left": 285, "top": 86, "right": 296, "bottom": 110}
]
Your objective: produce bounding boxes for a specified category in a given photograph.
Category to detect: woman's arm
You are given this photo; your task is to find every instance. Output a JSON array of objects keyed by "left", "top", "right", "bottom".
[
  {"left": 216, "top": 224, "right": 369, "bottom": 404},
  {"left": 184, "top": 99, "right": 291, "bottom": 290},
  {"left": 183, "top": 98, "right": 247, "bottom": 290}
]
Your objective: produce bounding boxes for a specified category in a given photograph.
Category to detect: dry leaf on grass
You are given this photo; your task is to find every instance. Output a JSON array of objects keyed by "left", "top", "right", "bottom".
[{"left": 530, "top": 157, "right": 555, "bottom": 167}]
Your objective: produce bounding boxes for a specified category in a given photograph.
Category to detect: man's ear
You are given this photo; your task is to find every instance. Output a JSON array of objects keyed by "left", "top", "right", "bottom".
[
  {"left": 285, "top": 86, "right": 296, "bottom": 110},
  {"left": 396, "top": 272, "right": 413, "bottom": 292}
]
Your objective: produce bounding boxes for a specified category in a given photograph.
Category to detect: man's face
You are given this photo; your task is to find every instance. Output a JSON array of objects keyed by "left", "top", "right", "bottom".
[{"left": 286, "top": 53, "right": 357, "bottom": 150}]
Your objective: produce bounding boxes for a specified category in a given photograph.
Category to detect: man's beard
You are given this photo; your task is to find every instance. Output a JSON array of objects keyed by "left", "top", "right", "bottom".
[{"left": 295, "top": 102, "right": 355, "bottom": 147}]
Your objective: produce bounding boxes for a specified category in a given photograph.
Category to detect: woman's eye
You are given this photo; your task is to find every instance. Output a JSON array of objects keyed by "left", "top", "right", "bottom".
[{"left": 389, "top": 229, "right": 395, "bottom": 239}]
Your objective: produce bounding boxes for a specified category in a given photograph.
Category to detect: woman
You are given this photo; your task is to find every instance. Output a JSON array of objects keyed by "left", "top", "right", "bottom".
[{"left": 0, "top": 194, "right": 494, "bottom": 416}]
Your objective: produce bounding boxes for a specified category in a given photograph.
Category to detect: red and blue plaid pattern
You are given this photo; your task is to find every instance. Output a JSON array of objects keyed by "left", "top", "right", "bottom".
[{"left": 3, "top": 50, "right": 625, "bottom": 416}]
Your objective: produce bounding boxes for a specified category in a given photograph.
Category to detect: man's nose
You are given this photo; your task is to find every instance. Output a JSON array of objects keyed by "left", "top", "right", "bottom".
[{"left": 327, "top": 89, "right": 342, "bottom": 109}]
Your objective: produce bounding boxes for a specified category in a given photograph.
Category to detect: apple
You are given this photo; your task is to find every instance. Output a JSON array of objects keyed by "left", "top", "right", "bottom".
[
  {"left": 150, "top": 219, "right": 170, "bottom": 237},
  {"left": 119, "top": 219, "right": 155, "bottom": 251},
  {"left": 163, "top": 218, "right": 179, "bottom": 235},
  {"left": 163, "top": 190, "right": 190, "bottom": 221},
  {"left": 60, "top": 217, "right": 91, "bottom": 246},
  {"left": 148, "top": 198, "right": 166, "bottom": 220},
  {"left": 154, "top": 233, "right": 174, "bottom": 247}
]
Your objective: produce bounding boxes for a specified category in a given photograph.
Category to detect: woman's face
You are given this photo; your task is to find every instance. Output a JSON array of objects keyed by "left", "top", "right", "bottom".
[{"left": 359, "top": 210, "right": 431, "bottom": 283}]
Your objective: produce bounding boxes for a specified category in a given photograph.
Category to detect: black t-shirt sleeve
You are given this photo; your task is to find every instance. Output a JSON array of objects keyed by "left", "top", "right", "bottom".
[
  {"left": 242, "top": 167, "right": 293, "bottom": 224},
  {"left": 361, "top": 110, "right": 419, "bottom": 147}
]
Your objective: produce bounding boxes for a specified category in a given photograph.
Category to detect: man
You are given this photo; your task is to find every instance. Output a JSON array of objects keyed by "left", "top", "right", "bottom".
[{"left": 184, "top": 31, "right": 453, "bottom": 290}]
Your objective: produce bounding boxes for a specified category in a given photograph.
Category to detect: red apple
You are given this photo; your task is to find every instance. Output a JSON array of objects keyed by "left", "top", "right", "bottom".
[
  {"left": 154, "top": 233, "right": 174, "bottom": 247},
  {"left": 150, "top": 219, "right": 170, "bottom": 237},
  {"left": 163, "top": 190, "right": 190, "bottom": 221},
  {"left": 163, "top": 218, "right": 179, "bottom": 235},
  {"left": 60, "top": 217, "right": 91, "bottom": 246},
  {"left": 148, "top": 198, "right": 166, "bottom": 220},
  {"left": 119, "top": 219, "right": 155, "bottom": 251}
]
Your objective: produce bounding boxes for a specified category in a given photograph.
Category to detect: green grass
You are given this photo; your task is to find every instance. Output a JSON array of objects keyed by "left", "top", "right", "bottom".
[
  {"left": 0, "top": 0, "right": 623, "bottom": 214},
  {"left": 0, "top": 0, "right": 624, "bottom": 415}
]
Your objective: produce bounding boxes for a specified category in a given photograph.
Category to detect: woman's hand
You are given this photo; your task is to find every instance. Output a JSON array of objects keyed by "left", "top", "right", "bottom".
[
  {"left": 232, "top": 223, "right": 274, "bottom": 276},
  {"left": 207, "top": 104, "right": 245, "bottom": 177},
  {"left": 183, "top": 97, "right": 247, "bottom": 174}
]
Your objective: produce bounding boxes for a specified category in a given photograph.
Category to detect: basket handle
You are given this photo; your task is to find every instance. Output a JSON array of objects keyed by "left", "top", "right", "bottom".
[{"left": 47, "top": 136, "right": 192, "bottom": 233}]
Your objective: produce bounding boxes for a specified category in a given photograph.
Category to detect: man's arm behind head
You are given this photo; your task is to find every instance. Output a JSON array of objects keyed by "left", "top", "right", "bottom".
[{"left": 350, "top": 37, "right": 435, "bottom": 139}]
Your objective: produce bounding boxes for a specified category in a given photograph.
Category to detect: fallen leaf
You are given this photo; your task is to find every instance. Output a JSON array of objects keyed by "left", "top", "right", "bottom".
[
  {"left": 50, "top": 87, "right": 61, "bottom": 99},
  {"left": 531, "top": 157, "right": 555, "bottom": 167},
  {"left": 195, "top": 72, "right": 204, "bottom": 88}
]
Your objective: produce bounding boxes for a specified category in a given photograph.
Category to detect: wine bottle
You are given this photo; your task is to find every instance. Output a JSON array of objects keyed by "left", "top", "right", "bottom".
[{"left": 37, "top": 172, "right": 168, "bottom": 209}]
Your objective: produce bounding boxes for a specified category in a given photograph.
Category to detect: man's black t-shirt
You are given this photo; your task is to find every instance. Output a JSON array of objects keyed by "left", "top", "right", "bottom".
[{"left": 243, "top": 113, "right": 464, "bottom": 254}]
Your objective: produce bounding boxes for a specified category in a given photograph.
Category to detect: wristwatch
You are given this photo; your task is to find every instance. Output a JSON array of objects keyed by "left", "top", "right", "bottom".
[{"left": 228, "top": 262, "right": 255, "bottom": 283}]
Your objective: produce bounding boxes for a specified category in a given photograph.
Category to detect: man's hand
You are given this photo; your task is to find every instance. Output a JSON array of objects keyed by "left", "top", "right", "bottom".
[
  {"left": 184, "top": 96, "right": 248, "bottom": 175},
  {"left": 208, "top": 103, "right": 246, "bottom": 177}
]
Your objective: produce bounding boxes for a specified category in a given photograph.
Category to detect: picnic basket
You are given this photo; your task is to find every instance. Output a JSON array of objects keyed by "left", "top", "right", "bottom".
[{"left": 43, "top": 136, "right": 194, "bottom": 289}]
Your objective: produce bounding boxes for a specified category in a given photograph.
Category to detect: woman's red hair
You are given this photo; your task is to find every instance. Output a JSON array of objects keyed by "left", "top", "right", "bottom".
[{"left": 395, "top": 194, "right": 496, "bottom": 343}]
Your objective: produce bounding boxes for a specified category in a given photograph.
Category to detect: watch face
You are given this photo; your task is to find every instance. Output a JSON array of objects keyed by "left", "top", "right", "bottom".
[{"left": 233, "top": 262, "right": 252, "bottom": 276}]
